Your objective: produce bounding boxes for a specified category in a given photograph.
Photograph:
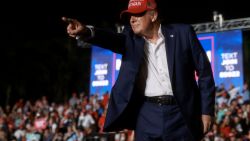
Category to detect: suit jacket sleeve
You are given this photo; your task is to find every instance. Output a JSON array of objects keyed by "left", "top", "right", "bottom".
[
  {"left": 87, "top": 27, "right": 127, "bottom": 55},
  {"left": 188, "top": 25, "right": 215, "bottom": 116}
]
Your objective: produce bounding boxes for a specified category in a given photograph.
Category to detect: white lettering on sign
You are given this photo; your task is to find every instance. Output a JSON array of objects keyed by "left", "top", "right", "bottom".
[
  {"left": 219, "top": 52, "right": 240, "bottom": 78},
  {"left": 92, "top": 63, "right": 109, "bottom": 87},
  {"left": 219, "top": 71, "right": 240, "bottom": 78}
]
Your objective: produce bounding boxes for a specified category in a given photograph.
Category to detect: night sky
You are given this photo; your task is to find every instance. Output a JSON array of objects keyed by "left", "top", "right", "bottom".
[
  {"left": 0, "top": 0, "right": 249, "bottom": 105},
  {"left": 1, "top": 0, "right": 249, "bottom": 39}
]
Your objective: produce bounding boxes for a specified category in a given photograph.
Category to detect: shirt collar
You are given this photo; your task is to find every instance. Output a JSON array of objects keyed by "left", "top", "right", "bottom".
[
  {"left": 144, "top": 24, "right": 163, "bottom": 44},
  {"left": 158, "top": 24, "right": 164, "bottom": 38}
]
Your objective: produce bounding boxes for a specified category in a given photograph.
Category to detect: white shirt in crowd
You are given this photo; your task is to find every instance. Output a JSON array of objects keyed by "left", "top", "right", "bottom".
[{"left": 78, "top": 111, "right": 95, "bottom": 129}]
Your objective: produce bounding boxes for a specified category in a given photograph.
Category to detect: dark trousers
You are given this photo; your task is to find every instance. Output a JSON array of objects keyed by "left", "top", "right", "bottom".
[{"left": 135, "top": 101, "right": 194, "bottom": 141}]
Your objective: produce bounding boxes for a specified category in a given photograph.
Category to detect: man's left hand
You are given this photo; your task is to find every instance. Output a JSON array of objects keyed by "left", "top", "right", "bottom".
[{"left": 202, "top": 115, "right": 214, "bottom": 134}]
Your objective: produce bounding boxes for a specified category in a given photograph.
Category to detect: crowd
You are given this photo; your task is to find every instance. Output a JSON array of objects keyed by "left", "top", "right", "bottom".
[
  {"left": 0, "top": 82, "right": 249, "bottom": 141},
  {"left": 0, "top": 91, "right": 132, "bottom": 141},
  {"left": 204, "top": 82, "right": 250, "bottom": 141}
]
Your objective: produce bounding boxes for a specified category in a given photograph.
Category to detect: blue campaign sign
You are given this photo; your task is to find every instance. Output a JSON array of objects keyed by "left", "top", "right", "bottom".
[
  {"left": 89, "top": 45, "right": 122, "bottom": 96},
  {"left": 198, "top": 29, "right": 244, "bottom": 90}
]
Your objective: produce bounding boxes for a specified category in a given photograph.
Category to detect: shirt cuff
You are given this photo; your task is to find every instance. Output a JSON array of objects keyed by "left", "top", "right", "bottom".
[
  {"left": 75, "top": 25, "right": 95, "bottom": 40},
  {"left": 86, "top": 25, "right": 95, "bottom": 38}
]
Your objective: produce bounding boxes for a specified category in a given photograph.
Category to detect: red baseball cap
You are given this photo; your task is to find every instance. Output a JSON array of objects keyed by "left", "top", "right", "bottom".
[{"left": 120, "top": 0, "right": 157, "bottom": 18}]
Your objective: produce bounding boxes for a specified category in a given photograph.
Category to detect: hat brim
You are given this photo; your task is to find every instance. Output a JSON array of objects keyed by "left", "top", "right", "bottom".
[{"left": 120, "top": 9, "right": 147, "bottom": 19}]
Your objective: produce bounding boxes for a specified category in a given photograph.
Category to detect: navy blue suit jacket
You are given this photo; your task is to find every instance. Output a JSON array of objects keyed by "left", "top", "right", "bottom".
[{"left": 88, "top": 24, "right": 215, "bottom": 140}]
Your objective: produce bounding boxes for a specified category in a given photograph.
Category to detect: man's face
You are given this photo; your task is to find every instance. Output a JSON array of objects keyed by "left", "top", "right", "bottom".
[{"left": 129, "top": 10, "right": 155, "bottom": 36}]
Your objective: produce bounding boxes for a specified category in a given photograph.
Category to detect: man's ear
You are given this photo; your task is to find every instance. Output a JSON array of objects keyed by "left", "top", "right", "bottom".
[{"left": 151, "top": 10, "right": 158, "bottom": 22}]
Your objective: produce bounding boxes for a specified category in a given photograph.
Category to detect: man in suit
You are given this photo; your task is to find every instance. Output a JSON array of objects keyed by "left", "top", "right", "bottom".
[{"left": 62, "top": 0, "right": 215, "bottom": 140}]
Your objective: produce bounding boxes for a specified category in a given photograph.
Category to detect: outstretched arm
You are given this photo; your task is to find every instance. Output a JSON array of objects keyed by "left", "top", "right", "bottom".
[{"left": 62, "top": 17, "right": 125, "bottom": 54}]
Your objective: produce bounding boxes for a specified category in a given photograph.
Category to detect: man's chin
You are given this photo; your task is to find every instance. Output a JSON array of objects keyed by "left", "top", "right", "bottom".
[{"left": 133, "top": 31, "right": 143, "bottom": 36}]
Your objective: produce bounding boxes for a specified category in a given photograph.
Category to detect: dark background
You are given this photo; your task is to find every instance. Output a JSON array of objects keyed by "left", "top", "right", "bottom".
[{"left": 0, "top": 0, "right": 249, "bottom": 106}]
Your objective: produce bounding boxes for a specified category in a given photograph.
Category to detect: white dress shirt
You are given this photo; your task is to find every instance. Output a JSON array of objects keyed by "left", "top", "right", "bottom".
[{"left": 142, "top": 25, "right": 173, "bottom": 97}]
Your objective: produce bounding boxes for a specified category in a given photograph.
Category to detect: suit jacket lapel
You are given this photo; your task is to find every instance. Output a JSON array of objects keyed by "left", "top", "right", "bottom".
[
  {"left": 133, "top": 35, "right": 145, "bottom": 66},
  {"left": 162, "top": 26, "right": 176, "bottom": 84}
]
